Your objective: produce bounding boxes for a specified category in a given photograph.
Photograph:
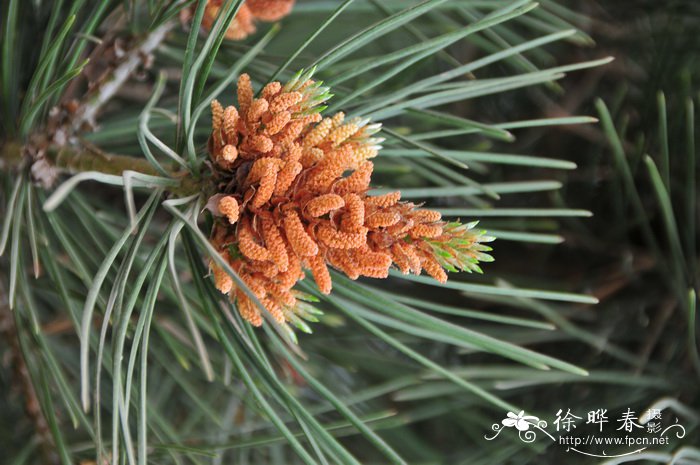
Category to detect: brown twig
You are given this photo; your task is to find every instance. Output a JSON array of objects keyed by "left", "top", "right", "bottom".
[
  {"left": 1, "top": 140, "right": 205, "bottom": 198},
  {"left": 72, "top": 21, "right": 175, "bottom": 131}
]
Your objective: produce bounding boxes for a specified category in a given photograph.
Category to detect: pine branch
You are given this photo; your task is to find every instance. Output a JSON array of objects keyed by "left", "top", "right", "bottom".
[
  {"left": 0, "top": 140, "right": 202, "bottom": 197},
  {"left": 72, "top": 21, "right": 175, "bottom": 130}
]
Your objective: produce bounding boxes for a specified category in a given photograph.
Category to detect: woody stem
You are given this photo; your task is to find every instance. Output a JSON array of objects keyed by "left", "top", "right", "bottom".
[{"left": 0, "top": 140, "right": 204, "bottom": 198}]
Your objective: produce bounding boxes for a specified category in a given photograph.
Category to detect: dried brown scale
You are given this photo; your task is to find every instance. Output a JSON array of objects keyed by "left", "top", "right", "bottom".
[{"left": 206, "top": 73, "right": 492, "bottom": 326}]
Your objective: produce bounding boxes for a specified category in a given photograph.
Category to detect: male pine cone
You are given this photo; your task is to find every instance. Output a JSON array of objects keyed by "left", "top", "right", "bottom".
[{"left": 207, "top": 70, "right": 494, "bottom": 328}]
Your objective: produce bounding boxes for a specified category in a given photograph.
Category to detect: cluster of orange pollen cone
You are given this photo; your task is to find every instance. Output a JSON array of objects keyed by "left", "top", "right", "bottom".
[
  {"left": 206, "top": 69, "right": 494, "bottom": 329},
  {"left": 202, "top": 0, "right": 295, "bottom": 40}
]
